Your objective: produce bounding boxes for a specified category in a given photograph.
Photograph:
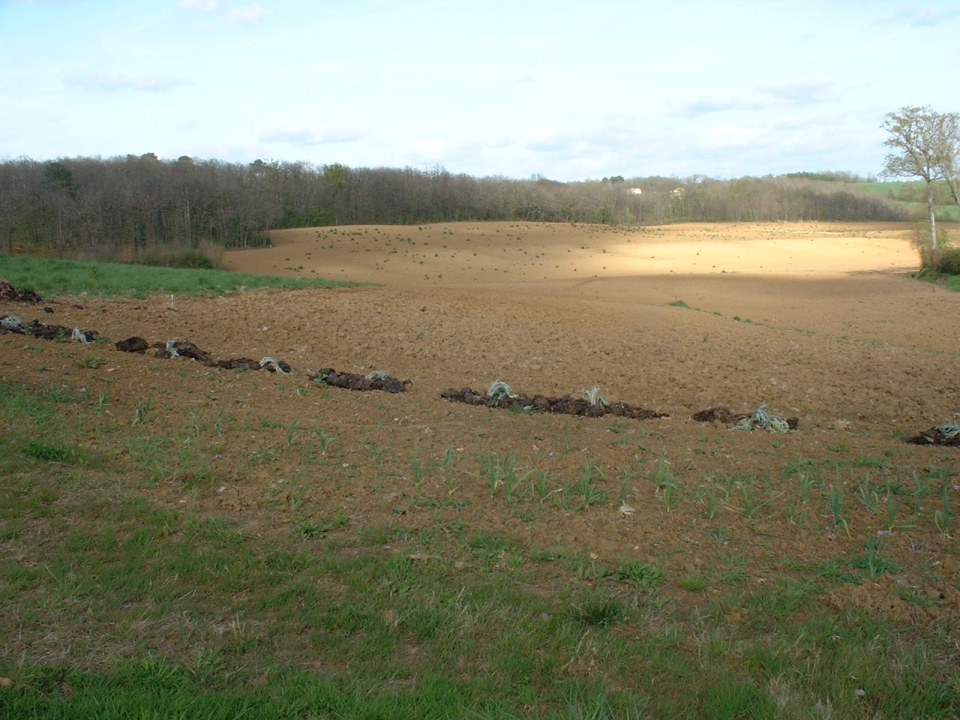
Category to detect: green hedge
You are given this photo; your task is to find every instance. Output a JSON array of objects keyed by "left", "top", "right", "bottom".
[{"left": 938, "top": 249, "right": 960, "bottom": 275}]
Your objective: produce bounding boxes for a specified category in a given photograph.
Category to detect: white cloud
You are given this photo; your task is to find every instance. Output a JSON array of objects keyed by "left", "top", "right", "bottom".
[
  {"left": 679, "top": 98, "right": 762, "bottom": 118},
  {"left": 898, "top": 3, "right": 960, "bottom": 27},
  {"left": 679, "top": 81, "right": 834, "bottom": 119},
  {"left": 177, "top": 1, "right": 266, "bottom": 25},
  {"left": 178, "top": 0, "right": 219, "bottom": 10},
  {"left": 260, "top": 123, "right": 362, "bottom": 146},
  {"left": 225, "top": 4, "right": 268, "bottom": 24},
  {"left": 414, "top": 138, "right": 444, "bottom": 156},
  {"left": 526, "top": 126, "right": 566, "bottom": 153},
  {"left": 65, "top": 72, "right": 182, "bottom": 92},
  {"left": 528, "top": 126, "right": 556, "bottom": 142},
  {"left": 762, "top": 80, "right": 835, "bottom": 106},
  {"left": 699, "top": 125, "right": 758, "bottom": 150}
]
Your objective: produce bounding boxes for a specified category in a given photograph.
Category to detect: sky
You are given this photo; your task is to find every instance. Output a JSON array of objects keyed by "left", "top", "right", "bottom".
[{"left": 1, "top": 0, "right": 959, "bottom": 181}]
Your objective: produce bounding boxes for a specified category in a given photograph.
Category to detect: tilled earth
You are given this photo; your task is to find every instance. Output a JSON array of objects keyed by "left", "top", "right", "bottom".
[{"left": 4, "top": 220, "right": 960, "bottom": 619}]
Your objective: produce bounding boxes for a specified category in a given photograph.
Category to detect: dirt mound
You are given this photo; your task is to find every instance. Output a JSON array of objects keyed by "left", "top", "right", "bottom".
[
  {"left": 0, "top": 279, "right": 42, "bottom": 303},
  {"left": 692, "top": 407, "right": 748, "bottom": 424},
  {"left": 908, "top": 424, "right": 960, "bottom": 446},
  {"left": 441, "top": 384, "right": 665, "bottom": 420},
  {"left": 154, "top": 339, "right": 212, "bottom": 363},
  {"left": 153, "top": 339, "right": 293, "bottom": 374},
  {"left": 115, "top": 336, "right": 150, "bottom": 354},
  {"left": 310, "top": 368, "right": 411, "bottom": 393},
  {"left": 692, "top": 405, "right": 799, "bottom": 430},
  {"left": 215, "top": 358, "right": 263, "bottom": 371},
  {"left": 1, "top": 315, "right": 98, "bottom": 342}
]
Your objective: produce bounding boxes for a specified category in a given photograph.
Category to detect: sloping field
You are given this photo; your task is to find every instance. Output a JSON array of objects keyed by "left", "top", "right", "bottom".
[
  {"left": 4, "top": 221, "right": 960, "bottom": 716},
  {"left": 233, "top": 220, "right": 917, "bottom": 282},
  {"left": 7, "top": 219, "right": 956, "bottom": 601}
]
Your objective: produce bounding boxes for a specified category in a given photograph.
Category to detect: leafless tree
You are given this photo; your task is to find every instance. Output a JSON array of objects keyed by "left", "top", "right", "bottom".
[{"left": 882, "top": 106, "right": 960, "bottom": 264}]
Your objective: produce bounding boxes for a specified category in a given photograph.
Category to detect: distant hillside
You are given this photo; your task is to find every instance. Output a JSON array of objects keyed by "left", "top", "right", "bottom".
[{"left": 856, "top": 181, "right": 960, "bottom": 222}]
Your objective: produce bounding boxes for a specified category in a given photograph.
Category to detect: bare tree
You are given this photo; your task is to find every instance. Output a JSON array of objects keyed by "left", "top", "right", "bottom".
[
  {"left": 935, "top": 113, "right": 960, "bottom": 210},
  {"left": 882, "top": 106, "right": 959, "bottom": 264}
]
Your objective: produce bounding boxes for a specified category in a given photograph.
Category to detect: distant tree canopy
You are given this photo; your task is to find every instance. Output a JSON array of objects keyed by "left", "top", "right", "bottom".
[
  {"left": 0, "top": 154, "right": 905, "bottom": 256},
  {"left": 782, "top": 171, "right": 876, "bottom": 183}
]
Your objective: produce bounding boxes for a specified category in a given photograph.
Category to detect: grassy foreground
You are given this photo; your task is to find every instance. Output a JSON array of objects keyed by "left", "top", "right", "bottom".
[
  {"left": 0, "top": 253, "right": 357, "bottom": 297},
  {"left": 1, "top": 373, "right": 958, "bottom": 719}
]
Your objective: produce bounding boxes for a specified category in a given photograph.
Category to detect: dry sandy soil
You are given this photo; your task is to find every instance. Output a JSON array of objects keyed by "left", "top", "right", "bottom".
[{"left": 5, "top": 220, "right": 960, "bottom": 617}]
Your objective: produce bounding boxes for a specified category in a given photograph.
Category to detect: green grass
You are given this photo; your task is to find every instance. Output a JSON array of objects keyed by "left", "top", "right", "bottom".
[
  {"left": 0, "top": 253, "right": 359, "bottom": 298},
  {"left": 859, "top": 181, "right": 911, "bottom": 198},
  {"left": 931, "top": 274, "right": 960, "bottom": 293},
  {"left": 2, "top": 379, "right": 960, "bottom": 718},
  {"left": 857, "top": 181, "right": 960, "bottom": 221}
]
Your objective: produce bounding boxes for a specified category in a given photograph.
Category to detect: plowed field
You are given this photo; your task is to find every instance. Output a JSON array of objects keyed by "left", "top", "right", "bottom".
[{"left": 4, "top": 220, "right": 959, "bottom": 619}]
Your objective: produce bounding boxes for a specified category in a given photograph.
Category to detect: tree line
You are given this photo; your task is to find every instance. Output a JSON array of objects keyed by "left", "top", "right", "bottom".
[{"left": 0, "top": 153, "right": 907, "bottom": 258}]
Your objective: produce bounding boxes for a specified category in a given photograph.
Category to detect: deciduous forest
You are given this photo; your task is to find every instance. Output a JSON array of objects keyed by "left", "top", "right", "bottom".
[{"left": 0, "top": 154, "right": 904, "bottom": 257}]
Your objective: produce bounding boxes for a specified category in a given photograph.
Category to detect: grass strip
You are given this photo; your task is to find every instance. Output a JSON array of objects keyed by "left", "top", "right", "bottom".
[{"left": 0, "top": 253, "right": 359, "bottom": 298}]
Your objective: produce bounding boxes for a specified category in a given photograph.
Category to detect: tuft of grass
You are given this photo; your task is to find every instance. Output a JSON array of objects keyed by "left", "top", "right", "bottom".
[
  {"left": 410, "top": 450, "right": 428, "bottom": 486},
  {"left": 700, "top": 478, "right": 720, "bottom": 519},
  {"left": 677, "top": 574, "right": 707, "bottom": 593},
  {"left": 935, "top": 481, "right": 952, "bottom": 537},
  {"left": 570, "top": 462, "right": 607, "bottom": 509},
  {"left": 75, "top": 354, "right": 107, "bottom": 369},
  {"left": 612, "top": 560, "right": 664, "bottom": 589},
  {"left": 850, "top": 539, "right": 901, "bottom": 578},
  {"left": 292, "top": 512, "right": 347, "bottom": 539},
  {"left": 651, "top": 454, "right": 679, "bottom": 510},
  {"left": 23, "top": 440, "right": 71, "bottom": 462},
  {"left": 826, "top": 484, "right": 849, "bottom": 535},
  {"left": 572, "top": 595, "right": 625, "bottom": 628}
]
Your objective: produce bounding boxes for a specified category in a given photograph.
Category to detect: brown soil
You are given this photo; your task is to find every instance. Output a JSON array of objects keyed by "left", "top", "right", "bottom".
[{"left": 5, "top": 221, "right": 960, "bottom": 618}]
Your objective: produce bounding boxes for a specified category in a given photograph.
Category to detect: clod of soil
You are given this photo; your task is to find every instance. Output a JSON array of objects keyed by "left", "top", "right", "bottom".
[
  {"left": 154, "top": 339, "right": 212, "bottom": 363},
  {"left": 310, "top": 368, "right": 411, "bottom": 393},
  {"left": 151, "top": 339, "right": 292, "bottom": 373},
  {"left": 908, "top": 426, "right": 960, "bottom": 446},
  {"left": 692, "top": 406, "right": 799, "bottom": 430},
  {"left": 115, "top": 336, "right": 150, "bottom": 354},
  {"left": 441, "top": 386, "right": 665, "bottom": 420},
  {"left": 31, "top": 322, "right": 72, "bottom": 340},
  {"left": 0, "top": 279, "right": 42, "bottom": 303},
  {"left": 692, "top": 407, "right": 748, "bottom": 424},
  {"left": 215, "top": 358, "right": 262, "bottom": 371}
]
